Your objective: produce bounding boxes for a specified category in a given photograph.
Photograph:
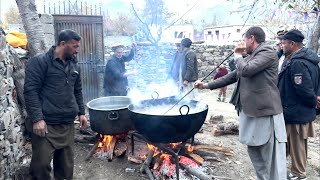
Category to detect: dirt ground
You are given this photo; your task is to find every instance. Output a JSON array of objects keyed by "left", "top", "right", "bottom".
[{"left": 73, "top": 87, "right": 320, "bottom": 180}]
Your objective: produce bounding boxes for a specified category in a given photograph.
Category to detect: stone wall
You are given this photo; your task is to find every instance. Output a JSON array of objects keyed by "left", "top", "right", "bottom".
[
  {"left": 100, "top": 44, "right": 234, "bottom": 96},
  {"left": 39, "top": 14, "right": 55, "bottom": 47},
  {"left": 0, "top": 30, "right": 28, "bottom": 179}
]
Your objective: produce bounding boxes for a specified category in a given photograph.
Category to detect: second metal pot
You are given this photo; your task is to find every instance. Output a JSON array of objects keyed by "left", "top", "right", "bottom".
[{"left": 86, "top": 96, "right": 134, "bottom": 135}]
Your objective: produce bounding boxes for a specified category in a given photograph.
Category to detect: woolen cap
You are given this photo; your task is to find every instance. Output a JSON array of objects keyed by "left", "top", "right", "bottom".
[
  {"left": 282, "top": 29, "right": 304, "bottom": 42},
  {"left": 181, "top": 38, "right": 192, "bottom": 48}
]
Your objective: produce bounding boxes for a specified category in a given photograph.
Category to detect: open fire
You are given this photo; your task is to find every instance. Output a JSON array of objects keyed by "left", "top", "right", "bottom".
[
  {"left": 127, "top": 132, "right": 234, "bottom": 180},
  {"left": 96, "top": 134, "right": 128, "bottom": 161}
]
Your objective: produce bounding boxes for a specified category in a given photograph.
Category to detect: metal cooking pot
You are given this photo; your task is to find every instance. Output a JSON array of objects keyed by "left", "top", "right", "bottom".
[
  {"left": 128, "top": 96, "right": 208, "bottom": 143},
  {"left": 86, "top": 96, "right": 134, "bottom": 135}
]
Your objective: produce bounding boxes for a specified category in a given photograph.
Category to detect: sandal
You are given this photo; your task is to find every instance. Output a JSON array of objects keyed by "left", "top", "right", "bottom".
[{"left": 287, "top": 172, "right": 307, "bottom": 180}]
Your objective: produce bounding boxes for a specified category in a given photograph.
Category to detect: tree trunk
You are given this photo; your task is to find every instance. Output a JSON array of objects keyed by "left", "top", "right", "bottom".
[
  {"left": 15, "top": 0, "right": 48, "bottom": 56},
  {"left": 307, "top": 15, "right": 320, "bottom": 53}
]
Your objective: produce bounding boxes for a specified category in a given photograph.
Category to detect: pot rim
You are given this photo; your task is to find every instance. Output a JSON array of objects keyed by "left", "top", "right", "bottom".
[
  {"left": 86, "top": 96, "right": 131, "bottom": 111},
  {"left": 128, "top": 100, "right": 208, "bottom": 116}
]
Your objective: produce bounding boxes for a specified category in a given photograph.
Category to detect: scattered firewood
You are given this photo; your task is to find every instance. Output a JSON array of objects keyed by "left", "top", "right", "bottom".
[
  {"left": 107, "top": 137, "right": 117, "bottom": 161},
  {"left": 188, "top": 153, "right": 204, "bottom": 165},
  {"left": 212, "top": 122, "right": 239, "bottom": 136},
  {"left": 75, "top": 134, "right": 89, "bottom": 143},
  {"left": 79, "top": 128, "right": 96, "bottom": 136},
  {"left": 193, "top": 149, "right": 219, "bottom": 159},
  {"left": 179, "top": 156, "right": 211, "bottom": 180},
  {"left": 193, "top": 145, "right": 233, "bottom": 155},
  {"left": 128, "top": 155, "right": 143, "bottom": 164},
  {"left": 211, "top": 175, "right": 233, "bottom": 180},
  {"left": 202, "top": 156, "right": 223, "bottom": 162},
  {"left": 209, "top": 114, "right": 224, "bottom": 124},
  {"left": 114, "top": 142, "right": 127, "bottom": 157},
  {"left": 85, "top": 142, "right": 99, "bottom": 161}
]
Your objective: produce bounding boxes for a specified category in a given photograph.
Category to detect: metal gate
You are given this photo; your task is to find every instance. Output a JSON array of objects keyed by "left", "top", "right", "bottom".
[{"left": 53, "top": 15, "right": 104, "bottom": 103}]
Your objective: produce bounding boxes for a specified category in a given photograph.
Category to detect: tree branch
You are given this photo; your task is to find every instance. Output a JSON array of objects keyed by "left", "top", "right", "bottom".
[
  {"left": 131, "top": 3, "right": 157, "bottom": 45},
  {"left": 242, "top": 0, "right": 259, "bottom": 29},
  {"left": 164, "top": 1, "right": 199, "bottom": 30}
]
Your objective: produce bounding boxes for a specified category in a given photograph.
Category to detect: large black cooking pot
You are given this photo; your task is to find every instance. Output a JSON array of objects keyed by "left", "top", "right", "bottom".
[
  {"left": 86, "top": 96, "right": 134, "bottom": 135},
  {"left": 128, "top": 96, "right": 208, "bottom": 143}
]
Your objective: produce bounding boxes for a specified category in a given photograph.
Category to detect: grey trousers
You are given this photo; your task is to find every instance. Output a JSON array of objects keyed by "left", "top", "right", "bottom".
[{"left": 247, "top": 131, "right": 287, "bottom": 180}]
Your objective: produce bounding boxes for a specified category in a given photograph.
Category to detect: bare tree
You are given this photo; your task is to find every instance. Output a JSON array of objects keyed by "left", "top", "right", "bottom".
[
  {"left": 3, "top": 5, "right": 21, "bottom": 24},
  {"left": 131, "top": 0, "right": 197, "bottom": 45},
  {"left": 232, "top": 0, "right": 320, "bottom": 53},
  {"left": 105, "top": 12, "right": 137, "bottom": 36},
  {"left": 15, "top": 0, "right": 48, "bottom": 56}
]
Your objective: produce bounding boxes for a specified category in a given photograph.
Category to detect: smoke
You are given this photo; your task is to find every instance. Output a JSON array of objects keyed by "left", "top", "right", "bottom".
[{"left": 127, "top": 79, "right": 180, "bottom": 104}]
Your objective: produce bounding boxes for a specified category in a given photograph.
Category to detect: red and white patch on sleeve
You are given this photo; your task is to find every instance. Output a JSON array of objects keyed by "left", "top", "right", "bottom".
[{"left": 294, "top": 74, "right": 303, "bottom": 85}]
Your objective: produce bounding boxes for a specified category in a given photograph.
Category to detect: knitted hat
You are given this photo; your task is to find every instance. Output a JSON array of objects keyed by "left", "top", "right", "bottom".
[{"left": 181, "top": 38, "right": 192, "bottom": 48}]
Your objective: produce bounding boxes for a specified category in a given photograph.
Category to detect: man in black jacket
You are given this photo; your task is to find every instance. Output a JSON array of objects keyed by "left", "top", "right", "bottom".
[
  {"left": 278, "top": 29, "right": 320, "bottom": 180},
  {"left": 24, "top": 29, "right": 87, "bottom": 180},
  {"left": 103, "top": 43, "right": 137, "bottom": 96}
]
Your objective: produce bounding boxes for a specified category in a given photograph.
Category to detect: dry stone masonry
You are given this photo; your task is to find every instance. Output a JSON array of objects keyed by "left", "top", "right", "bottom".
[{"left": 0, "top": 28, "right": 28, "bottom": 179}]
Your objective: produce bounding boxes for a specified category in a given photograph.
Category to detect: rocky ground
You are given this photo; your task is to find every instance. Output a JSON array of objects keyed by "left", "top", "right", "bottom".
[{"left": 73, "top": 87, "right": 320, "bottom": 180}]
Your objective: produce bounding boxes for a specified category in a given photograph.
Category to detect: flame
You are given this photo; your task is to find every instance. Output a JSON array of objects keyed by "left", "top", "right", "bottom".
[
  {"left": 170, "top": 143, "right": 180, "bottom": 149},
  {"left": 147, "top": 144, "right": 160, "bottom": 157},
  {"left": 160, "top": 154, "right": 171, "bottom": 160},
  {"left": 187, "top": 145, "right": 194, "bottom": 152},
  {"left": 97, "top": 135, "right": 113, "bottom": 150}
]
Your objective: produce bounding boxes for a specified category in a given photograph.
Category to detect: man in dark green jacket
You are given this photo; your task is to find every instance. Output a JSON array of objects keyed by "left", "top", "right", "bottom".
[
  {"left": 180, "top": 38, "right": 198, "bottom": 99},
  {"left": 24, "top": 29, "right": 88, "bottom": 180}
]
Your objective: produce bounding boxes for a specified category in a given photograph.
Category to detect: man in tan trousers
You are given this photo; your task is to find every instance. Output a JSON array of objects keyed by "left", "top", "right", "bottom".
[{"left": 278, "top": 29, "right": 320, "bottom": 180}]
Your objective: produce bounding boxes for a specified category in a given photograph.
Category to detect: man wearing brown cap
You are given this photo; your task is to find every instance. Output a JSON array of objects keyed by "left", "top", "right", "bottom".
[
  {"left": 180, "top": 38, "right": 198, "bottom": 99},
  {"left": 278, "top": 29, "right": 320, "bottom": 180}
]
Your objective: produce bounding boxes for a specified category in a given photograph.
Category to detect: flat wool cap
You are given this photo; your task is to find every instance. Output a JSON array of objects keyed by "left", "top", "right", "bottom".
[{"left": 282, "top": 29, "right": 304, "bottom": 42}]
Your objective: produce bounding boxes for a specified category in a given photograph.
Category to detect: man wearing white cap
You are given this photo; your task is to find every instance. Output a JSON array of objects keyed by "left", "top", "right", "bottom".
[{"left": 103, "top": 43, "right": 137, "bottom": 96}]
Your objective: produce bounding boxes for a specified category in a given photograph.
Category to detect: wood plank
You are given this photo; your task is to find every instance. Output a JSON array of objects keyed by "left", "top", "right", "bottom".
[
  {"left": 193, "top": 145, "right": 233, "bottom": 154},
  {"left": 188, "top": 153, "right": 204, "bottom": 165},
  {"left": 128, "top": 155, "right": 143, "bottom": 164}
]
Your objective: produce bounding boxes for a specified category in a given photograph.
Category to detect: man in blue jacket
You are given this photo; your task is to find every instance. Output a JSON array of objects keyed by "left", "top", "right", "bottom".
[{"left": 278, "top": 29, "right": 320, "bottom": 180}]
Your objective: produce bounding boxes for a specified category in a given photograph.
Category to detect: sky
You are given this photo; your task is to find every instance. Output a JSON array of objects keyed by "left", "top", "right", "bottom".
[{"left": 0, "top": 0, "right": 243, "bottom": 26}]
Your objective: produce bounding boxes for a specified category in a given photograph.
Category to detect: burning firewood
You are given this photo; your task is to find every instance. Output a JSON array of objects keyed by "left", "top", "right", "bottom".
[
  {"left": 179, "top": 156, "right": 211, "bottom": 180},
  {"left": 212, "top": 122, "right": 239, "bottom": 136},
  {"left": 158, "top": 155, "right": 176, "bottom": 178},
  {"left": 107, "top": 137, "right": 117, "bottom": 161},
  {"left": 114, "top": 142, "right": 127, "bottom": 157}
]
